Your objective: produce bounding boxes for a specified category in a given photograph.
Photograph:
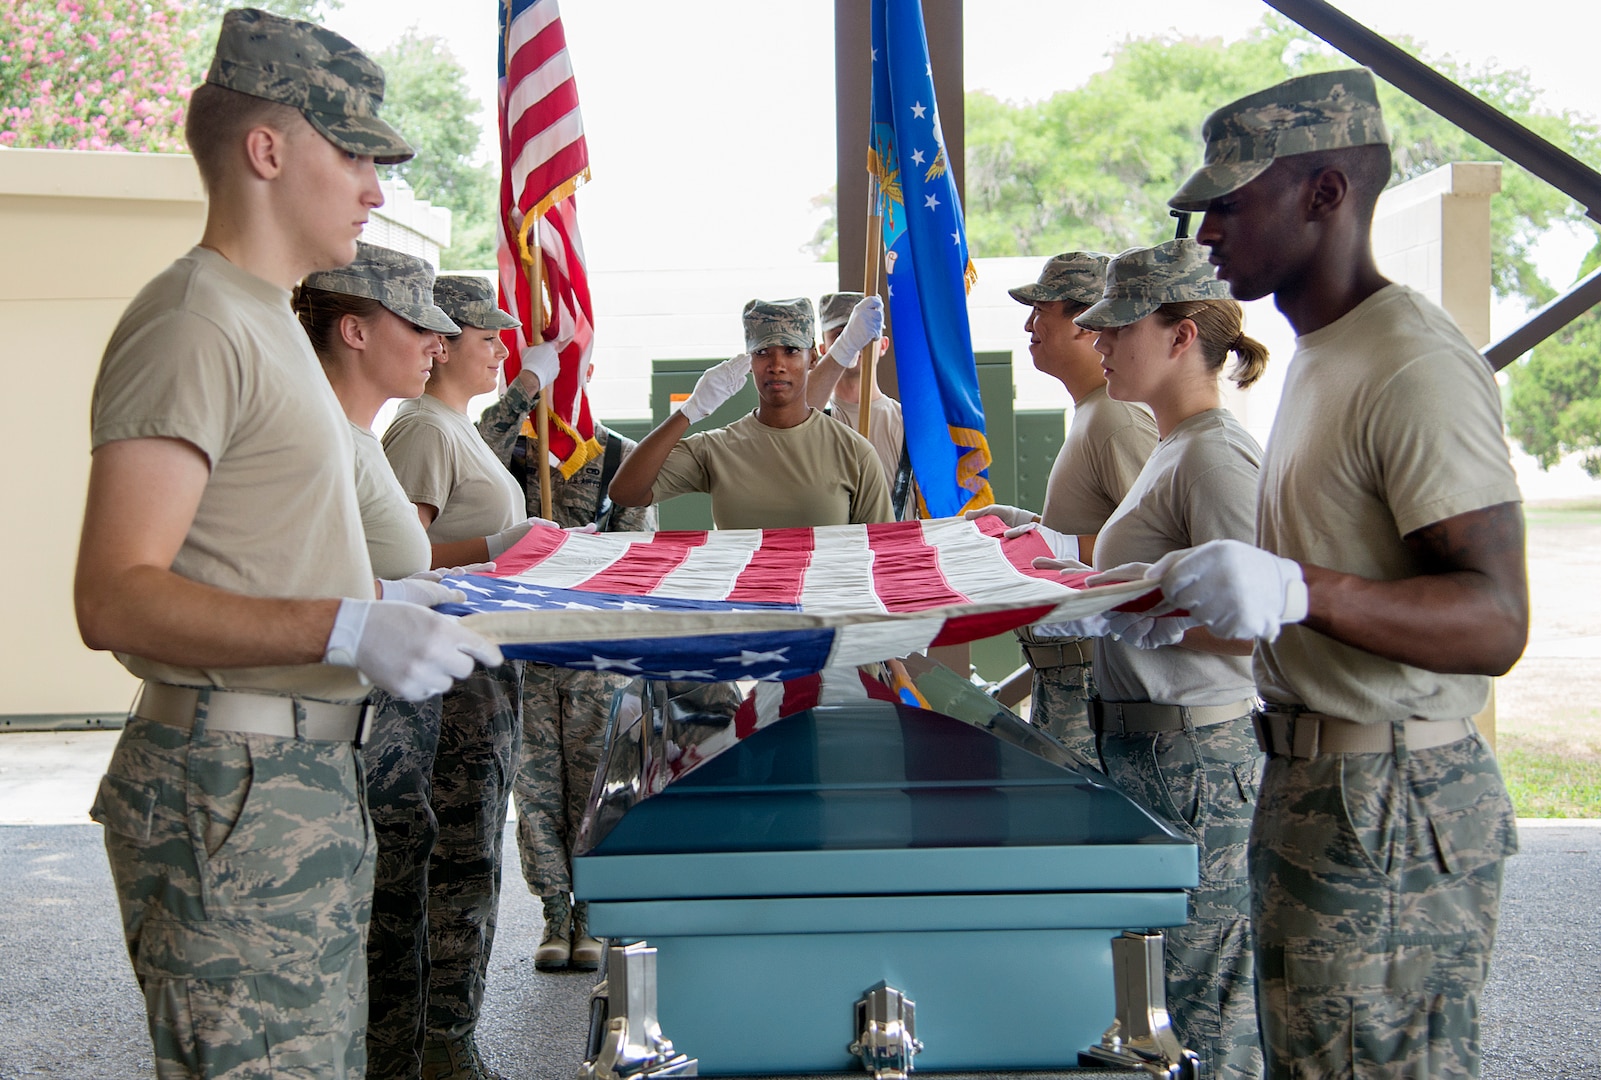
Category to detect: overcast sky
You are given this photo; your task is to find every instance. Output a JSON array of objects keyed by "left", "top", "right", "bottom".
[{"left": 321, "top": 0, "right": 1601, "bottom": 280}]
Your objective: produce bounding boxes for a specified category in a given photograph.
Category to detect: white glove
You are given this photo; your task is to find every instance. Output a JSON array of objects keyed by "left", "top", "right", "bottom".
[
  {"left": 518, "top": 340, "right": 561, "bottom": 393},
  {"left": 377, "top": 577, "right": 468, "bottom": 607},
  {"left": 1149, "top": 539, "right": 1308, "bottom": 642},
  {"left": 1032, "top": 613, "right": 1113, "bottom": 638},
  {"left": 964, "top": 504, "right": 1037, "bottom": 529},
  {"left": 1031, "top": 555, "right": 1094, "bottom": 575},
  {"left": 324, "top": 599, "right": 503, "bottom": 702},
  {"left": 485, "top": 518, "right": 556, "bottom": 559},
  {"left": 414, "top": 562, "right": 497, "bottom": 581},
  {"left": 1104, "top": 611, "right": 1200, "bottom": 650},
  {"left": 1086, "top": 561, "right": 1153, "bottom": 586},
  {"left": 1005, "top": 521, "right": 1078, "bottom": 562},
  {"left": 681, "top": 354, "right": 750, "bottom": 423},
  {"left": 822, "top": 296, "right": 885, "bottom": 368}
]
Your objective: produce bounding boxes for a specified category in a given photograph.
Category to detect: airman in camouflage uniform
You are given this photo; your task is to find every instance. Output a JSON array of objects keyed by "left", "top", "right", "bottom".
[
  {"left": 85, "top": 8, "right": 421, "bottom": 1078},
  {"left": 474, "top": 300, "right": 658, "bottom": 972},
  {"left": 995, "top": 252, "right": 1158, "bottom": 761},
  {"left": 1162, "top": 68, "right": 1525, "bottom": 1078},
  {"left": 1066, "top": 237, "right": 1266, "bottom": 1079}
]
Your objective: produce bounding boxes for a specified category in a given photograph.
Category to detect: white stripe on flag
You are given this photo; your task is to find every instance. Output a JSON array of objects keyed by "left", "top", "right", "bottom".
[
  {"left": 652, "top": 532, "right": 763, "bottom": 600},
  {"left": 799, "top": 525, "right": 886, "bottom": 615},
  {"left": 506, "top": 0, "right": 560, "bottom": 53},
  {"left": 509, "top": 108, "right": 586, "bottom": 197},
  {"left": 924, "top": 517, "right": 1060, "bottom": 609},
  {"left": 508, "top": 51, "right": 576, "bottom": 120},
  {"left": 506, "top": 532, "right": 636, "bottom": 589},
  {"left": 829, "top": 617, "right": 947, "bottom": 667}
]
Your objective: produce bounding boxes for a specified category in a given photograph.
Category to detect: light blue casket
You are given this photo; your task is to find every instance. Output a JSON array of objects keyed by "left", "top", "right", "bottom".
[{"left": 574, "top": 676, "right": 1197, "bottom": 1076}]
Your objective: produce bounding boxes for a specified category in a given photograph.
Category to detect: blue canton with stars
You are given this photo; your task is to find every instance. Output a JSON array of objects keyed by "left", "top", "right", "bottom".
[{"left": 433, "top": 574, "right": 835, "bottom": 682}]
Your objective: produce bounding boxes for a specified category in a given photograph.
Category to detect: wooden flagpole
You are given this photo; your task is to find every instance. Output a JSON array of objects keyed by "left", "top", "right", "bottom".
[
  {"left": 858, "top": 173, "right": 882, "bottom": 438},
  {"left": 520, "top": 214, "right": 554, "bottom": 521}
]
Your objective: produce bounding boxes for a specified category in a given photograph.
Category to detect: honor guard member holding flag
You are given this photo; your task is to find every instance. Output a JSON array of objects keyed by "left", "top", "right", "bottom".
[
  {"left": 1147, "top": 69, "right": 1525, "bottom": 1077},
  {"left": 967, "top": 253, "right": 1158, "bottom": 760},
  {"left": 75, "top": 9, "right": 500, "bottom": 1078},
  {"left": 610, "top": 298, "right": 893, "bottom": 528},
  {"left": 473, "top": 308, "right": 660, "bottom": 973},
  {"left": 805, "top": 293, "right": 908, "bottom": 499}
]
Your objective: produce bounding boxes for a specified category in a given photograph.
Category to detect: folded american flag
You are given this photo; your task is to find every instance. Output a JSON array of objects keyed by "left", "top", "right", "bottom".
[{"left": 437, "top": 515, "right": 1155, "bottom": 682}]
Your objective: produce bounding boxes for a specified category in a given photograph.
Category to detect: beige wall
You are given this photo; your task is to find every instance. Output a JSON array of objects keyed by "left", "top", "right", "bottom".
[{"left": 1, "top": 149, "right": 208, "bottom": 717}]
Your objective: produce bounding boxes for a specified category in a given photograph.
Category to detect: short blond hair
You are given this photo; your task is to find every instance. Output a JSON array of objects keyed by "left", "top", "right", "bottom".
[{"left": 184, "top": 82, "right": 302, "bottom": 193}]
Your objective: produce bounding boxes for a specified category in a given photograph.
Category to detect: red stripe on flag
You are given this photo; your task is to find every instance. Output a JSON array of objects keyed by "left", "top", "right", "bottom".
[
  {"left": 978, "top": 513, "right": 1170, "bottom": 613},
  {"left": 727, "top": 529, "right": 815, "bottom": 604},
  {"left": 575, "top": 534, "right": 710, "bottom": 595},
  {"left": 486, "top": 525, "right": 570, "bottom": 577},
  {"left": 508, "top": 18, "right": 568, "bottom": 77},
  {"left": 508, "top": 81, "right": 581, "bottom": 154},
  {"left": 931, "top": 605, "right": 1058, "bottom": 645},
  {"left": 865, "top": 521, "right": 965, "bottom": 611}
]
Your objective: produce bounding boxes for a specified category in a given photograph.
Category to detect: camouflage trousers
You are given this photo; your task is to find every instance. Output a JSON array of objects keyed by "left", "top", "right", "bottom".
[
  {"left": 1029, "top": 658, "right": 1098, "bottom": 767},
  {"left": 1097, "top": 713, "right": 1263, "bottom": 1080},
  {"left": 513, "top": 663, "right": 627, "bottom": 899},
  {"left": 360, "top": 662, "right": 524, "bottom": 1080},
  {"left": 1250, "top": 729, "right": 1518, "bottom": 1079},
  {"left": 92, "top": 712, "right": 374, "bottom": 1080}
]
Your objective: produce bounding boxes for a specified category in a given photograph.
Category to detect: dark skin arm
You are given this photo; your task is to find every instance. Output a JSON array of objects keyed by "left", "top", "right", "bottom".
[
  {"left": 607, "top": 410, "right": 691, "bottom": 508},
  {"left": 1299, "top": 500, "right": 1528, "bottom": 676}
]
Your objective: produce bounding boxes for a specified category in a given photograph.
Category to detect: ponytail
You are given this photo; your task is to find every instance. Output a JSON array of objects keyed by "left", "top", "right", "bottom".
[{"left": 1154, "top": 300, "right": 1270, "bottom": 389}]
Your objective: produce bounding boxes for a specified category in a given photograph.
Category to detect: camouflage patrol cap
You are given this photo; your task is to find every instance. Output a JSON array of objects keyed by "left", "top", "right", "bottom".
[
  {"left": 818, "top": 292, "right": 866, "bottom": 333},
  {"left": 742, "top": 297, "right": 817, "bottom": 352},
  {"left": 1075, "top": 238, "right": 1232, "bottom": 330},
  {"left": 1169, "top": 67, "right": 1389, "bottom": 212},
  {"left": 1007, "top": 251, "right": 1111, "bottom": 307},
  {"left": 302, "top": 242, "right": 459, "bottom": 334},
  {"left": 206, "top": 7, "right": 414, "bottom": 165},
  {"left": 434, "top": 274, "right": 520, "bottom": 332}
]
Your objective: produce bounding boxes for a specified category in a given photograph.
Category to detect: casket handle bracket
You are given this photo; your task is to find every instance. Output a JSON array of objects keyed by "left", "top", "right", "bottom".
[
  {"left": 1078, "top": 930, "right": 1200, "bottom": 1079},
  {"left": 578, "top": 941, "right": 698, "bottom": 1080},
  {"left": 848, "top": 981, "right": 923, "bottom": 1080}
]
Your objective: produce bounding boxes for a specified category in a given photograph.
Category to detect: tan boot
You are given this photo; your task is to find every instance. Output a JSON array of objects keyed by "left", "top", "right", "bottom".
[
  {"left": 569, "top": 900, "right": 604, "bottom": 971},
  {"left": 534, "top": 893, "right": 572, "bottom": 971}
]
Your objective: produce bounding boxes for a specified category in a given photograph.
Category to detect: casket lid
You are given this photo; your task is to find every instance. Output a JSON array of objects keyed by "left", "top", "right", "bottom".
[{"left": 576, "top": 682, "right": 1197, "bottom": 900}]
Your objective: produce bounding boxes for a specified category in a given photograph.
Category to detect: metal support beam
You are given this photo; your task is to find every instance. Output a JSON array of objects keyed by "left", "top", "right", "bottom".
[
  {"left": 1263, "top": 0, "right": 1601, "bottom": 224},
  {"left": 1483, "top": 266, "right": 1601, "bottom": 371}
]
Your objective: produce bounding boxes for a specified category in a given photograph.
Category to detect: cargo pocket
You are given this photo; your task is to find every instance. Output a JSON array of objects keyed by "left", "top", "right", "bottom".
[
  {"left": 134, "top": 911, "right": 322, "bottom": 980},
  {"left": 1427, "top": 791, "right": 1518, "bottom": 876},
  {"left": 90, "top": 774, "right": 157, "bottom": 843}
]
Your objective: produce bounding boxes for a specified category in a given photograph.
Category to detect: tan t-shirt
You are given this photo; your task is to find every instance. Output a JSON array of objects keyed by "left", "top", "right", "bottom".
[
  {"left": 654, "top": 409, "right": 894, "bottom": 529},
  {"left": 828, "top": 395, "right": 904, "bottom": 490},
  {"left": 1256, "top": 284, "right": 1523, "bottom": 722},
  {"left": 90, "top": 246, "right": 373, "bottom": 702},
  {"left": 352, "top": 422, "right": 432, "bottom": 580},
  {"left": 1041, "top": 385, "right": 1159, "bottom": 535},
  {"left": 383, "top": 393, "right": 525, "bottom": 545},
  {"left": 1093, "top": 409, "right": 1260, "bottom": 706}
]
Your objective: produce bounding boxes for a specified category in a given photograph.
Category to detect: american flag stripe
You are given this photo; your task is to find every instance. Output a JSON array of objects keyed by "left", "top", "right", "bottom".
[{"left": 441, "top": 518, "right": 1158, "bottom": 682}]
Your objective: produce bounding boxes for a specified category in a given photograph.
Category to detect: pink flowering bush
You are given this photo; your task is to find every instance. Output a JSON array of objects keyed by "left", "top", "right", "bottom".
[{"left": 1, "top": 0, "right": 196, "bottom": 152}]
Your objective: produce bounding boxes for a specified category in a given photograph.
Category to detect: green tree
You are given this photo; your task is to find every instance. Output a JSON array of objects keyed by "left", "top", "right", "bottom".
[
  {"left": 803, "top": 185, "right": 839, "bottom": 261},
  {"left": 374, "top": 31, "right": 497, "bottom": 270},
  {"left": 1506, "top": 240, "right": 1601, "bottom": 475},
  {"left": 963, "top": 15, "right": 1601, "bottom": 307}
]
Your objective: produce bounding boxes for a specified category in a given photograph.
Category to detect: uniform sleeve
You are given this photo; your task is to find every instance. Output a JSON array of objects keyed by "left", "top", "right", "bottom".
[
  {"left": 1094, "top": 418, "right": 1161, "bottom": 509},
  {"left": 91, "top": 311, "right": 241, "bottom": 468},
  {"left": 474, "top": 378, "right": 535, "bottom": 467},
  {"left": 1369, "top": 349, "right": 1523, "bottom": 537},
  {"left": 651, "top": 435, "right": 712, "bottom": 503},
  {"left": 382, "top": 417, "right": 458, "bottom": 513},
  {"left": 1180, "top": 456, "right": 1260, "bottom": 548},
  {"left": 851, "top": 443, "right": 895, "bottom": 524}
]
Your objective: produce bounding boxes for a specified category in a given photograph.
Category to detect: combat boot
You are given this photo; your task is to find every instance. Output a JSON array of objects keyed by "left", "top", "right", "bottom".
[
  {"left": 535, "top": 893, "right": 572, "bottom": 971},
  {"left": 420, "top": 1034, "right": 506, "bottom": 1080},
  {"left": 570, "top": 900, "right": 605, "bottom": 971}
]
